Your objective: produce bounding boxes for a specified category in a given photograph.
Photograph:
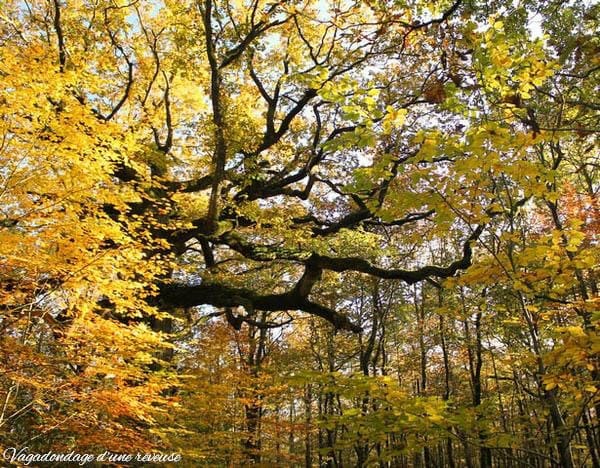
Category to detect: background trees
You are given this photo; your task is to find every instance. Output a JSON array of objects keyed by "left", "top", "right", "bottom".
[{"left": 0, "top": 0, "right": 598, "bottom": 465}]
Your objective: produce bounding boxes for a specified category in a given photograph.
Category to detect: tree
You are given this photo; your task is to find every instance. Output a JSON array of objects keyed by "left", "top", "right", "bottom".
[
  {"left": 0, "top": 8, "right": 176, "bottom": 450},
  {"left": 1, "top": 0, "right": 598, "bottom": 464}
]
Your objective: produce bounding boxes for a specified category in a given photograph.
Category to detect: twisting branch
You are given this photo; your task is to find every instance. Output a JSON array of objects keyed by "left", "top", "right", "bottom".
[
  {"left": 52, "top": 0, "right": 66, "bottom": 71},
  {"left": 135, "top": 6, "right": 164, "bottom": 108},
  {"left": 220, "top": 17, "right": 288, "bottom": 69},
  {"left": 217, "top": 224, "right": 484, "bottom": 283},
  {"left": 152, "top": 71, "right": 173, "bottom": 154},
  {"left": 159, "top": 272, "right": 362, "bottom": 333},
  {"left": 160, "top": 223, "right": 485, "bottom": 331},
  {"left": 103, "top": 7, "right": 135, "bottom": 121}
]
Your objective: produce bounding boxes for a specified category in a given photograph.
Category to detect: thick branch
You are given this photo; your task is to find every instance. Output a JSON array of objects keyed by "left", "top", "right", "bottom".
[
  {"left": 161, "top": 224, "right": 482, "bottom": 331},
  {"left": 159, "top": 280, "right": 361, "bottom": 332},
  {"left": 217, "top": 224, "right": 484, "bottom": 283},
  {"left": 305, "top": 226, "right": 484, "bottom": 283}
]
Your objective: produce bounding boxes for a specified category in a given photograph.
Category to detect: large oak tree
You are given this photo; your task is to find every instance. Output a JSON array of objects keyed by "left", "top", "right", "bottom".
[{"left": 1, "top": 0, "right": 597, "bottom": 464}]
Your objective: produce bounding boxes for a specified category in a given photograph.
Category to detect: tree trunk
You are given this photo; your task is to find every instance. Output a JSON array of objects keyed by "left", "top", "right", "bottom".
[
  {"left": 438, "top": 286, "right": 456, "bottom": 468},
  {"left": 305, "top": 384, "right": 313, "bottom": 468}
]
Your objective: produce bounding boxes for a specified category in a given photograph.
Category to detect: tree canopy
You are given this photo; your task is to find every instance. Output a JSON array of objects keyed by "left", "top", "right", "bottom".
[{"left": 0, "top": 0, "right": 598, "bottom": 466}]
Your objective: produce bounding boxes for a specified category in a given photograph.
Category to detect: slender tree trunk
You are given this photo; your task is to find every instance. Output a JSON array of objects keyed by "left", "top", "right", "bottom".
[
  {"left": 519, "top": 293, "right": 575, "bottom": 468},
  {"left": 325, "top": 329, "right": 337, "bottom": 467},
  {"left": 474, "top": 310, "right": 492, "bottom": 468},
  {"left": 582, "top": 408, "right": 600, "bottom": 468},
  {"left": 438, "top": 287, "right": 456, "bottom": 468},
  {"left": 305, "top": 384, "right": 313, "bottom": 468},
  {"left": 241, "top": 317, "right": 267, "bottom": 464},
  {"left": 462, "top": 288, "right": 491, "bottom": 468}
]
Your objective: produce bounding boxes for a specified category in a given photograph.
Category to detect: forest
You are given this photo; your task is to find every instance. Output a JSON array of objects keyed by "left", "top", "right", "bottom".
[{"left": 0, "top": 0, "right": 598, "bottom": 466}]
